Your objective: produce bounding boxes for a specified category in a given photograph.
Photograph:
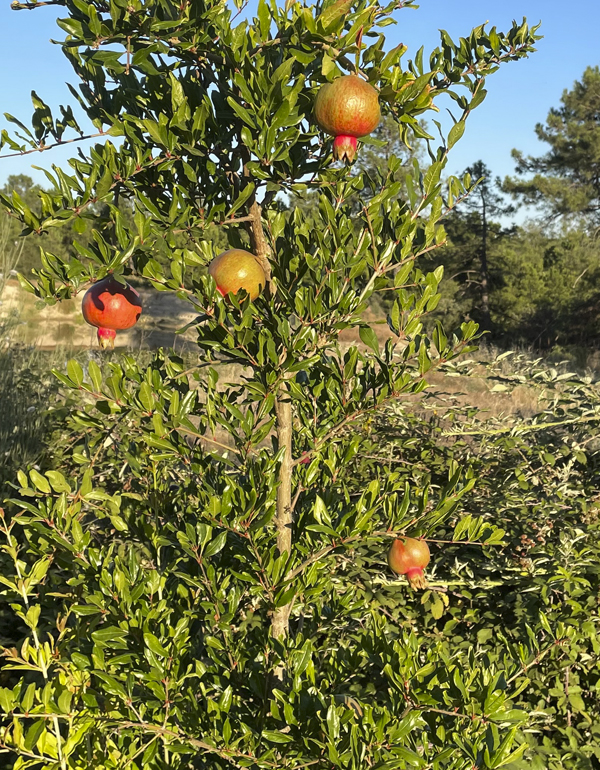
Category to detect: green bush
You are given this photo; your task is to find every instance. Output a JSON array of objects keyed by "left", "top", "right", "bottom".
[
  {"left": 1, "top": 351, "right": 599, "bottom": 768},
  {"left": 348, "top": 354, "right": 600, "bottom": 768},
  {"left": 0, "top": 0, "right": 546, "bottom": 767}
]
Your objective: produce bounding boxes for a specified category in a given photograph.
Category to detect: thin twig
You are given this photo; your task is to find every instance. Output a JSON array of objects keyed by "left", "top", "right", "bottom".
[
  {"left": 505, "top": 639, "right": 566, "bottom": 686},
  {"left": 219, "top": 215, "right": 254, "bottom": 225},
  {"left": 0, "top": 131, "right": 107, "bottom": 160}
]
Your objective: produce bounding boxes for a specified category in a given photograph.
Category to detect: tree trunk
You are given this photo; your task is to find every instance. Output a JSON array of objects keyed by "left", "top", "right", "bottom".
[
  {"left": 246, "top": 199, "right": 293, "bottom": 660},
  {"left": 247, "top": 200, "right": 272, "bottom": 288},
  {"left": 480, "top": 196, "right": 491, "bottom": 330},
  {"left": 271, "top": 389, "right": 293, "bottom": 644}
]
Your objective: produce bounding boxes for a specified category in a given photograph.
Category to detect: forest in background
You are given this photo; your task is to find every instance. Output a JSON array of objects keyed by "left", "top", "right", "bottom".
[{"left": 2, "top": 65, "right": 600, "bottom": 357}]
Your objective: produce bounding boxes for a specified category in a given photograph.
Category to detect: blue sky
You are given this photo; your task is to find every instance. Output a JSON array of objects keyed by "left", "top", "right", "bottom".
[{"left": 0, "top": 0, "right": 599, "bottom": 195}]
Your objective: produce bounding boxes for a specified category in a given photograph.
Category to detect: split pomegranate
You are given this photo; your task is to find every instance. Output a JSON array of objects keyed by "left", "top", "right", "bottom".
[
  {"left": 388, "top": 537, "right": 431, "bottom": 590},
  {"left": 81, "top": 275, "right": 142, "bottom": 349},
  {"left": 314, "top": 74, "right": 381, "bottom": 162},
  {"left": 208, "top": 249, "right": 266, "bottom": 301}
]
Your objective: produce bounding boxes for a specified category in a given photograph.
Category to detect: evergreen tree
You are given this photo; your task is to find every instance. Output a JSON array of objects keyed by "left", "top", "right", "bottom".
[
  {"left": 427, "top": 207, "right": 506, "bottom": 332},
  {"left": 421, "top": 162, "right": 511, "bottom": 335},
  {"left": 491, "top": 224, "right": 600, "bottom": 348},
  {"left": 503, "top": 66, "right": 600, "bottom": 227},
  {"left": 454, "top": 161, "right": 511, "bottom": 330}
]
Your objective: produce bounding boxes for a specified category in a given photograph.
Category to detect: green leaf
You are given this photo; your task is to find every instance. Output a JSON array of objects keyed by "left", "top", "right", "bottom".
[
  {"left": 138, "top": 382, "right": 155, "bottom": 411},
  {"left": 29, "top": 469, "right": 51, "bottom": 494},
  {"left": 226, "top": 182, "right": 255, "bottom": 219},
  {"left": 24, "top": 605, "right": 41, "bottom": 630},
  {"left": 262, "top": 730, "right": 294, "bottom": 744},
  {"left": 67, "top": 359, "right": 84, "bottom": 387},
  {"left": 447, "top": 120, "right": 466, "bottom": 149},
  {"left": 318, "top": 0, "right": 353, "bottom": 31},
  {"left": 93, "top": 673, "right": 128, "bottom": 699},
  {"left": 45, "top": 471, "right": 71, "bottom": 493},
  {"left": 24, "top": 720, "right": 46, "bottom": 752},
  {"left": 227, "top": 97, "right": 256, "bottom": 128},
  {"left": 326, "top": 703, "right": 339, "bottom": 738},
  {"left": 144, "top": 633, "right": 169, "bottom": 658},
  {"left": 359, "top": 325, "right": 379, "bottom": 354},
  {"left": 91, "top": 626, "right": 128, "bottom": 647},
  {"left": 204, "top": 530, "right": 227, "bottom": 557}
]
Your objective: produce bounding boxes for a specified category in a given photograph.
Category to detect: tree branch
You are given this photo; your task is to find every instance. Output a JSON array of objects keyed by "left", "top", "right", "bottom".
[
  {"left": 0, "top": 131, "right": 107, "bottom": 160},
  {"left": 246, "top": 200, "right": 272, "bottom": 288}
]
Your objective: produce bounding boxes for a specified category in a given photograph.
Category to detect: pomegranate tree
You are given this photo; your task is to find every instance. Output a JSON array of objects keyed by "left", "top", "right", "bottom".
[
  {"left": 388, "top": 537, "right": 431, "bottom": 589},
  {"left": 208, "top": 248, "right": 266, "bottom": 300},
  {"left": 0, "top": 0, "right": 542, "bottom": 763},
  {"left": 314, "top": 74, "right": 381, "bottom": 161},
  {"left": 81, "top": 275, "right": 142, "bottom": 349}
]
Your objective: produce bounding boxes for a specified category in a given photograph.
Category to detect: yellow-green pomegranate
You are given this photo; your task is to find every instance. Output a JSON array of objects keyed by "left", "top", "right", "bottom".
[{"left": 314, "top": 75, "right": 381, "bottom": 161}]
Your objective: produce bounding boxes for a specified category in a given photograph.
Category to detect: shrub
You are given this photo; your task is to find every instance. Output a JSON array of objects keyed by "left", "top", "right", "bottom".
[{"left": 0, "top": 0, "right": 542, "bottom": 767}]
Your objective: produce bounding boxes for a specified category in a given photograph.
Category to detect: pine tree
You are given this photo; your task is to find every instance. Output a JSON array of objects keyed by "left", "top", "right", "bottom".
[
  {"left": 504, "top": 66, "right": 600, "bottom": 227},
  {"left": 454, "top": 161, "right": 512, "bottom": 331}
]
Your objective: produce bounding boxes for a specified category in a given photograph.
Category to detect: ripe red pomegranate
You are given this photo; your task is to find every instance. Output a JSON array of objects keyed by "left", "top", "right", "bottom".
[
  {"left": 314, "top": 74, "right": 381, "bottom": 162},
  {"left": 208, "top": 249, "right": 266, "bottom": 301},
  {"left": 81, "top": 275, "right": 142, "bottom": 349},
  {"left": 388, "top": 537, "right": 430, "bottom": 589}
]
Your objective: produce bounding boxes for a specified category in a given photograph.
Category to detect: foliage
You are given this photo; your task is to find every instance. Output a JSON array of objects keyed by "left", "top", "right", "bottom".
[
  {"left": 489, "top": 227, "right": 600, "bottom": 348},
  {"left": 425, "top": 208, "right": 508, "bottom": 334},
  {"left": 0, "top": 176, "right": 85, "bottom": 276},
  {"left": 0, "top": 344, "right": 71, "bottom": 666},
  {"left": 2, "top": 345, "right": 599, "bottom": 769},
  {"left": 430, "top": 216, "right": 600, "bottom": 349},
  {"left": 0, "top": 346, "right": 70, "bottom": 492},
  {"left": 419, "top": 66, "right": 600, "bottom": 349},
  {"left": 0, "top": 0, "right": 543, "bottom": 769},
  {"left": 351, "top": 353, "right": 600, "bottom": 769},
  {"left": 450, "top": 161, "right": 511, "bottom": 330}
]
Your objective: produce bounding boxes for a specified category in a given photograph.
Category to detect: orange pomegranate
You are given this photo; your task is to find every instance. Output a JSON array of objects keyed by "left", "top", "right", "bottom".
[
  {"left": 388, "top": 537, "right": 431, "bottom": 590},
  {"left": 82, "top": 275, "right": 142, "bottom": 349},
  {"left": 208, "top": 249, "right": 266, "bottom": 301},
  {"left": 314, "top": 74, "right": 381, "bottom": 162}
]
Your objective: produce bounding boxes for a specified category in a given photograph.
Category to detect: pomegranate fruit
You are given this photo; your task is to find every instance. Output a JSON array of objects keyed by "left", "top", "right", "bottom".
[
  {"left": 81, "top": 275, "right": 142, "bottom": 349},
  {"left": 388, "top": 537, "right": 430, "bottom": 590},
  {"left": 208, "top": 249, "right": 266, "bottom": 301},
  {"left": 314, "top": 74, "right": 381, "bottom": 162}
]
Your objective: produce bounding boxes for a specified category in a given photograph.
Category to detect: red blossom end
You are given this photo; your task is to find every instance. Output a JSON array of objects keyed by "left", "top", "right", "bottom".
[
  {"left": 333, "top": 135, "right": 358, "bottom": 162},
  {"left": 97, "top": 327, "right": 117, "bottom": 349}
]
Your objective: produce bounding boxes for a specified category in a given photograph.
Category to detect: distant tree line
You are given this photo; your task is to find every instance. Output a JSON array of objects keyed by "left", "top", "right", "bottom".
[{"left": 427, "top": 65, "right": 600, "bottom": 351}]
